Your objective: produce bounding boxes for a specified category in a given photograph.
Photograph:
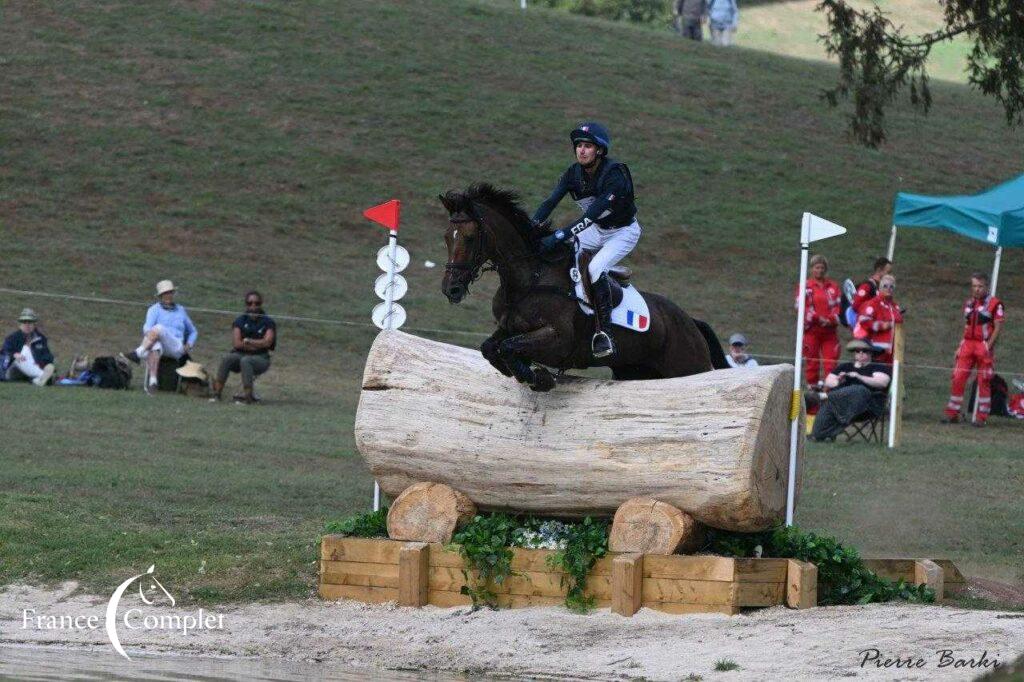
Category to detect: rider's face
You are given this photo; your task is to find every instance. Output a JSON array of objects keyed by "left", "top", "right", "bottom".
[{"left": 575, "top": 141, "right": 599, "bottom": 166}]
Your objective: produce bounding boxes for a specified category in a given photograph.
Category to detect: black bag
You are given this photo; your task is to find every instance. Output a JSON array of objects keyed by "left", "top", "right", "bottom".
[
  {"left": 91, "top": 356, "right": 132, "bottom": 390},
  {"left": 967, "top": 373, "right": 1010, "bottom": 417}
]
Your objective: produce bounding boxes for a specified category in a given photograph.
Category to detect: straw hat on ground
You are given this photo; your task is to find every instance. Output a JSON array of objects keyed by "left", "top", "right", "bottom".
[{"left": 175, "top": 360, "right": 208, "bottom": 381}]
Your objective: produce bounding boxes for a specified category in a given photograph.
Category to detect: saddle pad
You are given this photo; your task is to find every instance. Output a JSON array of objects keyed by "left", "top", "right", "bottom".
[{"left": 572, "top": 265, "right": 651, "bottom": 333}]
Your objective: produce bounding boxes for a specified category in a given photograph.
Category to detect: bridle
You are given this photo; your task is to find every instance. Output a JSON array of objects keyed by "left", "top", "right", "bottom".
[{"left": 445, "top": 206, "right": 491, "bottom": 288}]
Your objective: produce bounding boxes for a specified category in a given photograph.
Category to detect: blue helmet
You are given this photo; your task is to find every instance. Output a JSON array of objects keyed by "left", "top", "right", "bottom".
[{"left": 570, "top": 122, "right": 611, "bottom": 155}]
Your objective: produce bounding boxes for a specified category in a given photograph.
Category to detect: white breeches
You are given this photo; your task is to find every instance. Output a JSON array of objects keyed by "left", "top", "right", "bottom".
[
  {"left": 140, "top": 325, "right": 186, "bottom": 360},
  {"left": 575, "top": 220, "right": 642, "bottom": 281}
]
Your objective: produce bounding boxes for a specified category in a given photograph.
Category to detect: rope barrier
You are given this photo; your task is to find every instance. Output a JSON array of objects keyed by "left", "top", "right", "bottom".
[{"left": 2, "top": 286, "right": 1022, "bottom": 377}]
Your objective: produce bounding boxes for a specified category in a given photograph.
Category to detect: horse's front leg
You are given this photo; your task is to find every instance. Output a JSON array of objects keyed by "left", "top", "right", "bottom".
[
  {"left": 480, "top": 328, "right": 513, "bottom": 377},
  {"left": 498, "top": 325, "right": 558, "bottom": 392}
]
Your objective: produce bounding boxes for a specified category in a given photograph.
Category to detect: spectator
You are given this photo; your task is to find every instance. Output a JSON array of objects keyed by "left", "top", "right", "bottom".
[
  {"left": 121, "top": 280, "right": 198, "bottom": 395},
  {"left": 805, "top": 340, "right": 891, "bottom": 442},
  {"left": 707, "top": 0, "right": 739, "bottom": 46},
  {"left": 856, "top": 274, "right": 902, "bottom": 365},
  {"left": 210, "top": 290, "right": 276, "bottom": 405},
  {"left": 942, "top": 272, "right": 1004, "bottom": 426},
  {"left": 846, "top": 257, "right": 892, "bottom": 330},
  {"left": 1, "top": 308, "right": 55, "bottom": 386},
  {"left": 726, "top": 333, "right": 759, "bottom": 367},
  {"left": 798, "top": 254, "right": 841, "bottom": 389},
  {"left": 673, "top": 0, "right": 706, "bottom": 41}
]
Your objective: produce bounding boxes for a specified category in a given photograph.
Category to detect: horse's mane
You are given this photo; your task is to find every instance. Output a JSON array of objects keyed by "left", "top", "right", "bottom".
[{"left": 447, "top": 183, "right": 534, "bottom": 235}]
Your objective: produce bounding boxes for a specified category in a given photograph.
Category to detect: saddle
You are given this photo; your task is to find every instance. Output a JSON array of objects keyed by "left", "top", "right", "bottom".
[
  {"left": 577, "top": 252, "right": 627, "bottom": 308},
  {"left": 572, "top": 252, "right": 650, "bottom": 332}
]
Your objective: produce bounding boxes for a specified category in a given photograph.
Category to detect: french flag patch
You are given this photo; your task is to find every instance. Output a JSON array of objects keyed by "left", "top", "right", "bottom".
[{"left": 625, "top": 310, "right": 649, "bottom": 331}]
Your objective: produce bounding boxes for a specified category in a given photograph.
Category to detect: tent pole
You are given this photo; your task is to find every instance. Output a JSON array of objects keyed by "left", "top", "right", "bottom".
[
  {"left": 990, "top": 246, "right": 1003, "bottom": 296},
  {"left": 886, "top": 225, "right": 898, "bottom": 261}
]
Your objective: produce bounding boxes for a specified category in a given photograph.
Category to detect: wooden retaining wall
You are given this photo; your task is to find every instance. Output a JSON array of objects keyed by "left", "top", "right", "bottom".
[{"left": 319, "top": 536, "right": 821, "bottom": 615}]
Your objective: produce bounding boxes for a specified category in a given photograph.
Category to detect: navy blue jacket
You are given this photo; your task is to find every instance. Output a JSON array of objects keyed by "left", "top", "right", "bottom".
[
  {"left": 532, "top": 158, "right": 637, "bottom": 231},
  {"left": 233, "top": 313, "right": 276, "bottom": 355},
  {"left": 1, "top": 329, "right": 54, "bottom": 372}
]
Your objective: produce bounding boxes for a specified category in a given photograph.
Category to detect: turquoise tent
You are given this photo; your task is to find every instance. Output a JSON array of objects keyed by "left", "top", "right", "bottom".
[
  {"left": 892, "top": 173, "right": 1024, "bottom": 248},
  {"left": 889, "top": 174, "right": 1024, "bottom": 294}
]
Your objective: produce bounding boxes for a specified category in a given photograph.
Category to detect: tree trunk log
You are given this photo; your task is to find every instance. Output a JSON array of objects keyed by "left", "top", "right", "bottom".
[
  {"left": 357, "top": 331, "right": 803, "bottom": 532},
  {"left": 387, "top": 482, "right": 477, "bottom": 544},
  {"left": 609, "top": 497, "right": 704, "bottom": 555}
]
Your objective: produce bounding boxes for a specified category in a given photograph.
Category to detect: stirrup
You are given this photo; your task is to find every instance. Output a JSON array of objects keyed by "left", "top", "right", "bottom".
[{"left": 591, "top": 330, "right": 614, "bottom": 358}]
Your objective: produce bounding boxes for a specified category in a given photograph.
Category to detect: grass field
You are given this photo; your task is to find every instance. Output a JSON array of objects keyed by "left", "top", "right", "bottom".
[{"left": 1, "top": 0, "right": 1022, "bottom": 603}]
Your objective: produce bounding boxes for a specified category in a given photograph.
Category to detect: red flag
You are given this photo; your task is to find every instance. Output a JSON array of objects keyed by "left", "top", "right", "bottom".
[{"left": 363, "top": 199, "right": 401, "bottom": 231}]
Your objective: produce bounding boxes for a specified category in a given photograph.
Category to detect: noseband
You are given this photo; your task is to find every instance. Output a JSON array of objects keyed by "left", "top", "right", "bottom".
[{"left": 445, "top": 207, "right": 489, "bottom": 285}]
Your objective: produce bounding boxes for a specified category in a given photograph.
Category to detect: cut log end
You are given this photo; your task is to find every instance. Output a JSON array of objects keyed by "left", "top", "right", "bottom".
[
  {"left": 608, "top": 497, "right": 705, "bottom": 555},
  {"left": 387, "top": 482, "right": 477, "bottom": 544}
]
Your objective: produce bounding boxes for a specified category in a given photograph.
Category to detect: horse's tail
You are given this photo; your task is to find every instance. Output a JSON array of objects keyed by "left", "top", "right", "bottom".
[{"left": 693, "top": 319, "right": 729, "bottom": 370}]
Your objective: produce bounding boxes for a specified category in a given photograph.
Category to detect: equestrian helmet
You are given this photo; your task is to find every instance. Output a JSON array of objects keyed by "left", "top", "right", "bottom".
[{"left": 570, "top": 122, "right": 611, "bottom": 155}]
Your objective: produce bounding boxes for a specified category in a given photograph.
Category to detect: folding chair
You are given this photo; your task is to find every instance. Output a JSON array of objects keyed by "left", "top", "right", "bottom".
[{"left": 843, "top": 390, "right": 890, "bottom": 444}]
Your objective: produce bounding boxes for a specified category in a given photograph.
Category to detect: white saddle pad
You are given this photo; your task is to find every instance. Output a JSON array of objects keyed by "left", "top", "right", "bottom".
[{"left": 570, "top": 258, "right": 650, "bottom": 333}]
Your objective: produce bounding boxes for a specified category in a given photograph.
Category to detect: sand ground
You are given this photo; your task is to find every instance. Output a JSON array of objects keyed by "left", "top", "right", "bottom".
[{"left": 3, "top": 582, "right": 1022, "bottom": 680}]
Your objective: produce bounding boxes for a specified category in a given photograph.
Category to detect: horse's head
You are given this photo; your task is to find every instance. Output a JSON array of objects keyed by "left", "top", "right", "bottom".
[{"left": 439, "top": 191, "right": 491, "bottom": 303}]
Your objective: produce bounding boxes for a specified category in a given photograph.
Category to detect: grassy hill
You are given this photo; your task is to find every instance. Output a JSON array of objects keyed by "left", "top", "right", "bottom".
[{"left": 1, "top": 0, "right": 1021, "bottom": 601}]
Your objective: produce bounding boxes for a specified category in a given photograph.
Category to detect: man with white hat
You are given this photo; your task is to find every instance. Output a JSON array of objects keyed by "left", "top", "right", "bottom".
[
  {"left": 121, "top": 280, "right": 198, "bottom": 394},
  {"left": 725, "top": 333, "right": 759, "bottom": 368},
  {"left": 1, "top": 308, "right": 56, "bottom": 386}
]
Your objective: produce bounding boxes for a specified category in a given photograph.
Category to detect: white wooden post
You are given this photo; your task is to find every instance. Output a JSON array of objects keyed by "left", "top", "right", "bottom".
[{"left": 786, "top": 216, "right": 810, "bottom": 527}]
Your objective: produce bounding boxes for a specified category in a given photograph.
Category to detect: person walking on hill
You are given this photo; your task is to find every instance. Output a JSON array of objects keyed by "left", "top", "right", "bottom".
[
  {"left": 1, "top": 308, "right": 56, "bottom": 386},
  {"left": 210, "top": 290, "right": 276, "bottom": 405},
  {"left": 856, "top": 274, "right": 902, "bottom": 366},
  {"left": 942, "top": 273, "right": 1005, "bottom": 426},
  {"left": 673, "top": 0, "right": 706, "bottom": 41},
  {"left": 797, "top": 254, "right": 841, "bottom": 389},
  {"left": 121, "top": 280, "right": 198, "bottom": 395},
  {"left": 533, "top": 121, "right": 640, "bottom": 359},
  {"left": 707, "top": 0, "right": 739, "bottom": 46}
]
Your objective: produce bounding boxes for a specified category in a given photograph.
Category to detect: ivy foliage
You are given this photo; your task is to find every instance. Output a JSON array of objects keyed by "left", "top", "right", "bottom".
[
  {"left": 451, "top": 513, "right": 520, "bottom": 609},
  {"left": 324, "top": 507, "right": 388, "bottom": 538},
  {"left": 708, "top": 525, "right": 936, "bottom": 605},
  {"left": 544, "top": 516, "right": 610, "bottom": 612},
  {"left": 818, "top": 0, "right": 1024, "bottom": 146}
]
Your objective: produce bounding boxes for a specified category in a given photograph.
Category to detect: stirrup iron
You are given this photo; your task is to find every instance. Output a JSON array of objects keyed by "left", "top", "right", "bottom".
[{"left": 591, "top": 330, "right": 614, "bottom": 358}]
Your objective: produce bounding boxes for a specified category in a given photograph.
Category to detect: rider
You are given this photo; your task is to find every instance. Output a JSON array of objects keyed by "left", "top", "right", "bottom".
[{"left": 533, "top": 122, "right": 640, "bottom": 358}]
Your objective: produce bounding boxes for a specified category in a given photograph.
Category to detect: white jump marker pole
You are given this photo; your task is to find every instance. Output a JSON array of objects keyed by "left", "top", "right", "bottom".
[{"left": 787, "top": 213, "right": 846, "bottom": 527}]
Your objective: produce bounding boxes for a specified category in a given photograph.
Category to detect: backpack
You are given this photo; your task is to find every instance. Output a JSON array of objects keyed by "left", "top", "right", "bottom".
[
  {"left": 967, "top": 374, "right": 1010, "bottom": 417},
  {"left": 90, "top": 356, "right": 132, "bottom": 390}
]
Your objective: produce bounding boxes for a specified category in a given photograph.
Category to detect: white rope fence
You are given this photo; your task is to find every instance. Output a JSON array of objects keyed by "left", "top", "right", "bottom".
[{"left": 2, "top": 286, "right": 1022, "bottom": 377}]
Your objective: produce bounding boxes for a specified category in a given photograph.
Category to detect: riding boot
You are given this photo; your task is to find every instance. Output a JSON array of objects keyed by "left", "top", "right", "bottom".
[{"left": 591, "top": 273, "right": 617, "bottom": 358}]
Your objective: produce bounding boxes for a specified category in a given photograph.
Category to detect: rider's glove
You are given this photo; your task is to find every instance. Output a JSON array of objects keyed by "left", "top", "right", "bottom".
[{"left": 539, "top": 230, "right": 567, "bottom": 252}]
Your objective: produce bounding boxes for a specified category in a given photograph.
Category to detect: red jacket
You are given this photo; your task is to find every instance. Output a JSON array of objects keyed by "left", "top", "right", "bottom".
[
  {"left": 797, "top": 278, "right": 841, "bottom": 330},
  {"left": 852, "top": 277, "right": 880, "bottom": 314},
  {"left": 857, "top": 295, "right": 903, "bottom": 351},
  {"left": 962, "top": 295, "right": 1005, "bottom": 341}
]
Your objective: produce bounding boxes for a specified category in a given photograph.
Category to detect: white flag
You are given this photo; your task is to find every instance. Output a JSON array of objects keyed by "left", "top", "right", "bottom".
[{"left": 801, "top": 212, "right": 847, "bottom": 244}]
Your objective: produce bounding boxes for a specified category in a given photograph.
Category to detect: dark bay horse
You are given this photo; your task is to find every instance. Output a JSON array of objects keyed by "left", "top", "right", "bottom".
[{"left": 439, "top": 184, "right": 727, "bottom": 391}]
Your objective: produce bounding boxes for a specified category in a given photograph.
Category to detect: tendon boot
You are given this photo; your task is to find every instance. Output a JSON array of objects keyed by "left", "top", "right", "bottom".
[{"left": 591, "top": 273, "right": 616, "bottom": 359}]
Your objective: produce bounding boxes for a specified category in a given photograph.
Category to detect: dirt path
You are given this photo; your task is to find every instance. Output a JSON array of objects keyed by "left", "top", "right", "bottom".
[{"left": 3, "top": 582, "right": 1022, "bottom": 680}]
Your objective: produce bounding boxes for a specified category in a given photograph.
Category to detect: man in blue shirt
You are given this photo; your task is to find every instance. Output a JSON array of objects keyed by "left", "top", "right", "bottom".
[
  {"left": 210, "top": 290, "right": 276, "bottom": 404},
  {"left": 121, "top": 280, "right": 198, "bottom": 394},
  {"left": 533, "top": 122, "right": 641, "bottom": 358}
]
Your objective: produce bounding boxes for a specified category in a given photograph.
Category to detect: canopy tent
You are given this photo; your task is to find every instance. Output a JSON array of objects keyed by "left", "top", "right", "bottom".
[{"left": 885, "top": 173, "right": 1023, "bottom": 445}]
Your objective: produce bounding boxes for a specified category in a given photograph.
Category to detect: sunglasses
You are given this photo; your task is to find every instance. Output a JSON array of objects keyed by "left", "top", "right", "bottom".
[{"left": 880, "top": 284, "right": 895, "bottom": 290}]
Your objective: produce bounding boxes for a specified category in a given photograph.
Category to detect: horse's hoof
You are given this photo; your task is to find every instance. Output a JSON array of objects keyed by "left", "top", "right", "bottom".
[{"left": 530, "top": 369, "right": 556, "bottom": 392}]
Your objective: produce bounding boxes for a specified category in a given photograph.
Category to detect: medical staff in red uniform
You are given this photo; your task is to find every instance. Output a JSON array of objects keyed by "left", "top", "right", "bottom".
[
  {"left": 798, "top": 254, "right": 842, "bottom": 388},
  {"left": 942, "top": 273, "right": 1005, "bottom": 426},
  {"left": 856, "top": 274, "right": 903, "bottom": 365}
]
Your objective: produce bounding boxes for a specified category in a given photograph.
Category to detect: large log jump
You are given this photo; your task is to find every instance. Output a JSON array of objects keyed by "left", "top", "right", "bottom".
[{"left": 355, "top": 331, "right": 803, "bottom": 532}]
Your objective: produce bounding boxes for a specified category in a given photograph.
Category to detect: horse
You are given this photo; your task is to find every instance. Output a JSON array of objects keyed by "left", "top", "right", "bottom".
[{"left": 439, "top": 183, "right": 727, "bottom": 391}]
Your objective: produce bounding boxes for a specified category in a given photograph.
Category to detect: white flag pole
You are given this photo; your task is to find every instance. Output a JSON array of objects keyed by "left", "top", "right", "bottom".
[
  {"left": 384, "top": 229, "right": 399, "bottom": 331},
  {"left": 786, "top": 214, "right": 811, "bottom": 527}
]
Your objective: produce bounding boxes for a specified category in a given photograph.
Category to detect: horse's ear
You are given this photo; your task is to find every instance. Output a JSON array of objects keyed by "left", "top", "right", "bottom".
[{"left": 438, "top": 193, "right": 455, "bottom": 214}]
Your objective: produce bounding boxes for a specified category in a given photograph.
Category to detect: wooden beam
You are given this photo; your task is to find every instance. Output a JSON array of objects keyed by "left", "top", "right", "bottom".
[
  {"left": 786, "top": 559, "right": 817, "bottom": 609},
  {"left": 914, "top": 559, "right": 944, "bottom": 601},
  {"left": 398, "top": 542, "right": 429, "bottom": 606},
  {"left": 611, "top": 553, "right": 643, "bottom": 617}
]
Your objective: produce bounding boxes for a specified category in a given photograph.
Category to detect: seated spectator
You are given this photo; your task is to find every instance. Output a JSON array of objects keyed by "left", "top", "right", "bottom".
[
  {"left": 210, "top": 290, "right": 276, "bottom": 405},
  {"left": 805, "top": 340, "right": 891, "bottom": 442},
  {"left": 121, "top": 280, "right": 198, "bottom": 395},
  {"left": 856, "top": 274, "right": 902, "bottom": 365},
  {"left": 1, "top": 308, "right": 56, "bottom": 386},
  {"left": 726, "top": 333, "right": 759, "bottom": 368}
]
